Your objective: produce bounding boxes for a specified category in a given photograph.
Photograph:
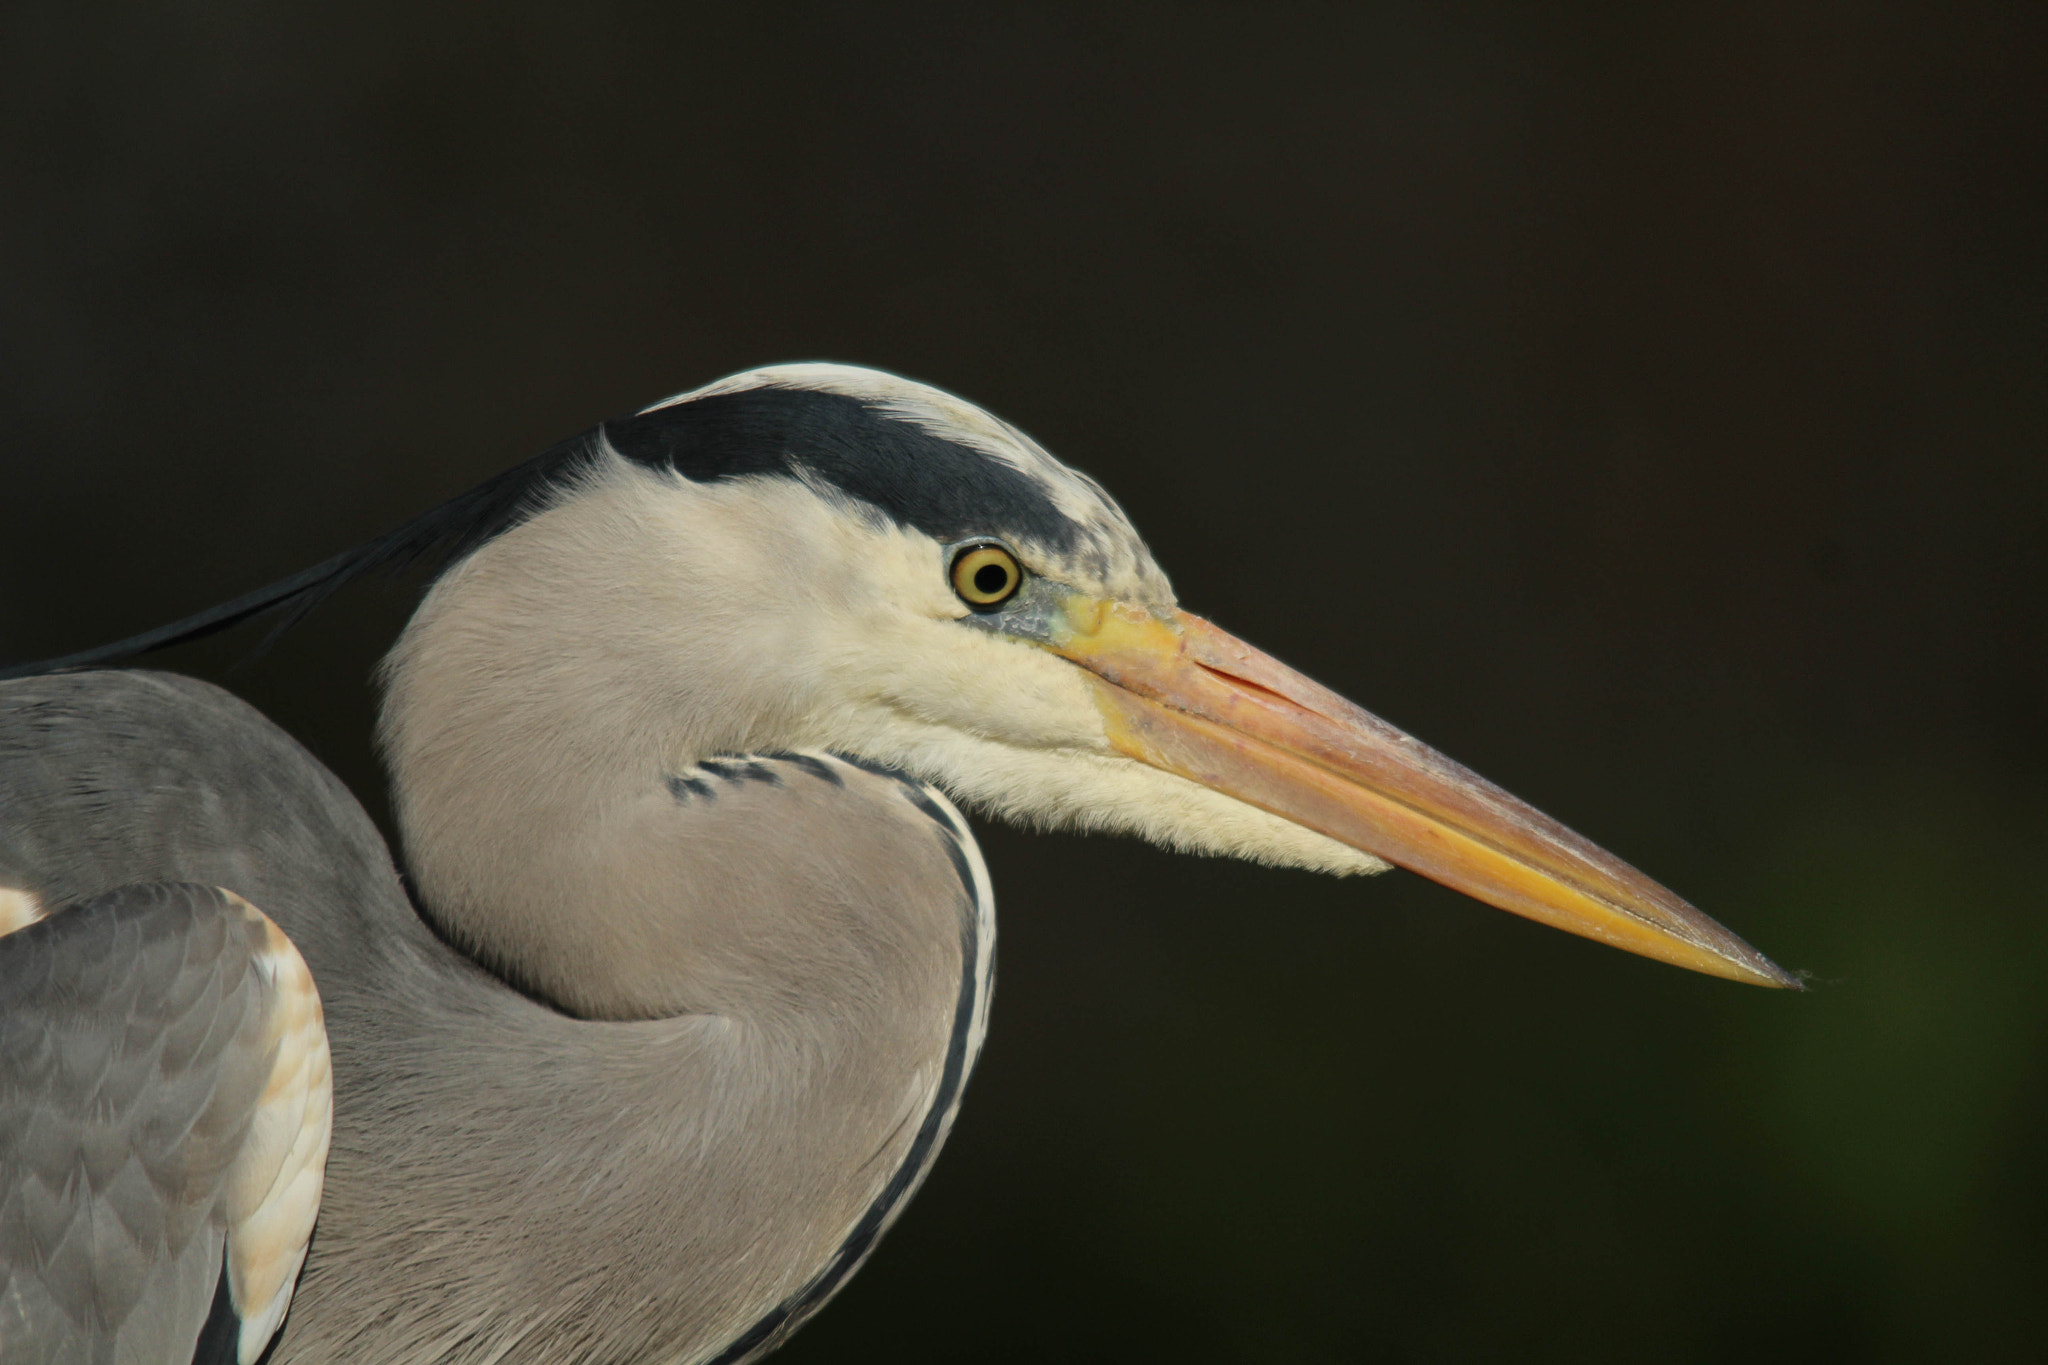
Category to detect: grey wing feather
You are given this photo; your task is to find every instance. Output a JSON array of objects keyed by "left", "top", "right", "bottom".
[{"left": 0, "top": 882, "right": 331, "bottom": 1365}]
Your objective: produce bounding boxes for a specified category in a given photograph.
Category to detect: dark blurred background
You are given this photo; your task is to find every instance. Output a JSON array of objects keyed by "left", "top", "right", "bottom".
[{"left": 3, "top": 3, "right": 2043, "bottom": 1360}]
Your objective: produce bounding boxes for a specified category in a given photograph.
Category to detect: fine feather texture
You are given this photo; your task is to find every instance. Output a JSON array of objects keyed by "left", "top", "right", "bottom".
[
  {"left": 380, "top": 451, "right": 1375, "bottom": 1003},
  {"left": 3, "top": 364, "right": 1387, "bottom": 1363},
  {"left": 0, "top": 880, "right": 329, "bottom": 1365},
  {"left": 3, "top": 671, "right": 987, "bottom": 1363}
]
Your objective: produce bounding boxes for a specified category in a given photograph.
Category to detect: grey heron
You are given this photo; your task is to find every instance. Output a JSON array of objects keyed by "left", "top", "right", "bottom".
[{"left": 0, "top": 364, "right": 1795, "bottom": 1363}]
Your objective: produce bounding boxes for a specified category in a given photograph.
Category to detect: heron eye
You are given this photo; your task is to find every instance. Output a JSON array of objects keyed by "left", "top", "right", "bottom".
[{"left": 950, "top": 544, "right": 1022, "bottom": 609}]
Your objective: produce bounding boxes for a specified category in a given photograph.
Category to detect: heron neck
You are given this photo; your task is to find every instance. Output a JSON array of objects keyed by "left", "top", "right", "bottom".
[{"left": 374, "top": 466, "right": 971, "bottom": 1025}]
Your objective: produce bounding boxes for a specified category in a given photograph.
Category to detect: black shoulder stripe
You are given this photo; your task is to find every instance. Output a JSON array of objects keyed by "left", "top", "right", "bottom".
[
  {"left": 191, "top": 1245, "right": 240, "bottom": 1365},
  {"left": 718, "top": 758, "right": 783, "bottom": 787},
  {"left": 604, "top": 387, "right": 1077, "bottom": 553},
  {"left": 761, "top": 751, "right": 844, "bottom": 787},
  {"left": 910, "top": 794, "right": 977, "bottom": 895},
  {"left": 673, "top": 756, "right": 792, "bottom": 799}
]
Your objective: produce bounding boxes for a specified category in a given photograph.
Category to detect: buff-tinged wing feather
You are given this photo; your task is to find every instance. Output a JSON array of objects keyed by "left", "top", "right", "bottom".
[{"left": 0, "top": 882, "right": 332, "bottom": 1365}]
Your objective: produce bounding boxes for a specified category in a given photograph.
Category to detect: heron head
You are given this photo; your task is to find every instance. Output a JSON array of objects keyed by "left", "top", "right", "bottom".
[{"left": 381, "top": 363, "right": 1794, "bottom": 990}]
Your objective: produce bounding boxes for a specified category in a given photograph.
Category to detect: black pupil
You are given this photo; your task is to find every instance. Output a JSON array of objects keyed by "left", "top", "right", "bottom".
[{"left": 972, "top": 562, "right": 1011, "bottom": 596}]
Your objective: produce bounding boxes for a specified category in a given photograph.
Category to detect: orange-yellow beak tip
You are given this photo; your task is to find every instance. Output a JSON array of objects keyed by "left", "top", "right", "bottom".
[{"left": 1047, "top": 599, "right": 1798, "bottom": 990}]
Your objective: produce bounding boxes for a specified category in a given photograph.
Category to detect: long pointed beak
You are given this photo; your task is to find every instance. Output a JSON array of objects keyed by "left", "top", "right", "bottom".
[{"left": 1047, "top": 599, "right": 1797, "bottom": 988}]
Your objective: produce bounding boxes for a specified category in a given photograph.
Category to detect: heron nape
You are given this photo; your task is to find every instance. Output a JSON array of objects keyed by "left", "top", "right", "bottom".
[{"left": 0, "top": 365, "right": 1795, "bottom": 1364}]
